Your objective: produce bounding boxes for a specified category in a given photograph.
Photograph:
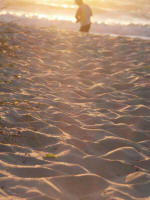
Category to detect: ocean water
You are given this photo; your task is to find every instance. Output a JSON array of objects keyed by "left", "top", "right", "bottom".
[{"left": 0, "top": 0, "right": 150, "bottom": 38}]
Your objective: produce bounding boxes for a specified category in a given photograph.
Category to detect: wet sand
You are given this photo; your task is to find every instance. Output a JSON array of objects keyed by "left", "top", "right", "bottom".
[{"left": 0, "top": 21, "right": 150, "bottom": 200}]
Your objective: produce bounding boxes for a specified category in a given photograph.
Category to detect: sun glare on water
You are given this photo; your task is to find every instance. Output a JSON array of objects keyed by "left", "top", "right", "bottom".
[
  {"left": 0, "top": 10, "right": 75, "bottom": 22},
  {"left": 31, "top": 0, "right": 76, "bottom": 8},
  {"left": 0, "top": 0, "right": 77, "bottom": 22},
  {"left": 1, "top": 0, "right": 148, "bottom": 26}
]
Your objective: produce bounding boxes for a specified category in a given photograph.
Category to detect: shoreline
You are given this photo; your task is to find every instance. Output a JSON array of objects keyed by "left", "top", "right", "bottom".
[{"left": 1, "top": 10, "right": 150, "bottom": 39}]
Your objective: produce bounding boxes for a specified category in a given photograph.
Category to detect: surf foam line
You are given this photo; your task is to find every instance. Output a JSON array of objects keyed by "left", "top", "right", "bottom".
[{"left": 0, "top": 12, "right": 150, "bottom": 40}]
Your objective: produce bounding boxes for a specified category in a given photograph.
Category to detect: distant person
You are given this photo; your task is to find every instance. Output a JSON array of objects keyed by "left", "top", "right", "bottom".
[{"left": 75, "top": 0, "right": 92, "bottom": 33}]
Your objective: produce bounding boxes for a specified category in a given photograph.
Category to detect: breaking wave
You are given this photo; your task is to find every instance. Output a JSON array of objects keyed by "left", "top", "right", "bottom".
[{"left": 0, "top": 11, "right": 150, "bottom": 39}]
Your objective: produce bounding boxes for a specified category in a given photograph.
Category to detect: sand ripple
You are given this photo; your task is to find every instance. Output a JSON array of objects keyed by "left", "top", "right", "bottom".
[{"left": 0, "top": 22, "right": 150, "bottom": 199}]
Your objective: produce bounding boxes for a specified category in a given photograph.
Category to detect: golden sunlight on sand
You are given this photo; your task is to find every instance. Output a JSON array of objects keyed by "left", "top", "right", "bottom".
[{"left": 0, "top": 19, "right": 150, "bottom": 200}]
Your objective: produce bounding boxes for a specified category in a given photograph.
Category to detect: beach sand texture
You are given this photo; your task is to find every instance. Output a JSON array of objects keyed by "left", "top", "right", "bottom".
[{"left": 0, "top": 22, "right": 150, "bottom": 200}]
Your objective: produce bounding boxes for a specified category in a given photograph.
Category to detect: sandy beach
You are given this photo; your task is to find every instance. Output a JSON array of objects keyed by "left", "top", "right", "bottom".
[{"left": 0, "top": 21, "right": 150, "bottom": 200}]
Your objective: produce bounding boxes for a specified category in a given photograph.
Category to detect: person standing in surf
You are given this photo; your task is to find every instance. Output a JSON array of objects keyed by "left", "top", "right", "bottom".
[{"left": 75, "top": 0, "right": 92, "bottom": 33}]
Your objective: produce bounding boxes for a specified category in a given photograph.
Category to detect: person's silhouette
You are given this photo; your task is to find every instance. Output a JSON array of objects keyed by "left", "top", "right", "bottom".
[{"left": 75, "top": 0, "right": 92, "bottom": 33}]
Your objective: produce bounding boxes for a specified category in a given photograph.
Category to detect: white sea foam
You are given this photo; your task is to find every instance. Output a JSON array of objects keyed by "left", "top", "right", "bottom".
[
  {"left": 1, "top": 0, "right": 150, "bottom": 39},
  {"left": 0, "top": 11, "right": 150, "bottom": 40}
]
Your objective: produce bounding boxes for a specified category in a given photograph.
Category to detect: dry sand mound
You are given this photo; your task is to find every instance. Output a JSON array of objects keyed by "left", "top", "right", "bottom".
[{"left": 0, "top": 21, "right": 150, "bottom": 200}]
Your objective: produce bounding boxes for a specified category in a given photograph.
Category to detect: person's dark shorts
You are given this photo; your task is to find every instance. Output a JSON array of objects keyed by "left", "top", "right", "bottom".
[{"left": 80, "top": 24, "right": 91, "bottom": 33}]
